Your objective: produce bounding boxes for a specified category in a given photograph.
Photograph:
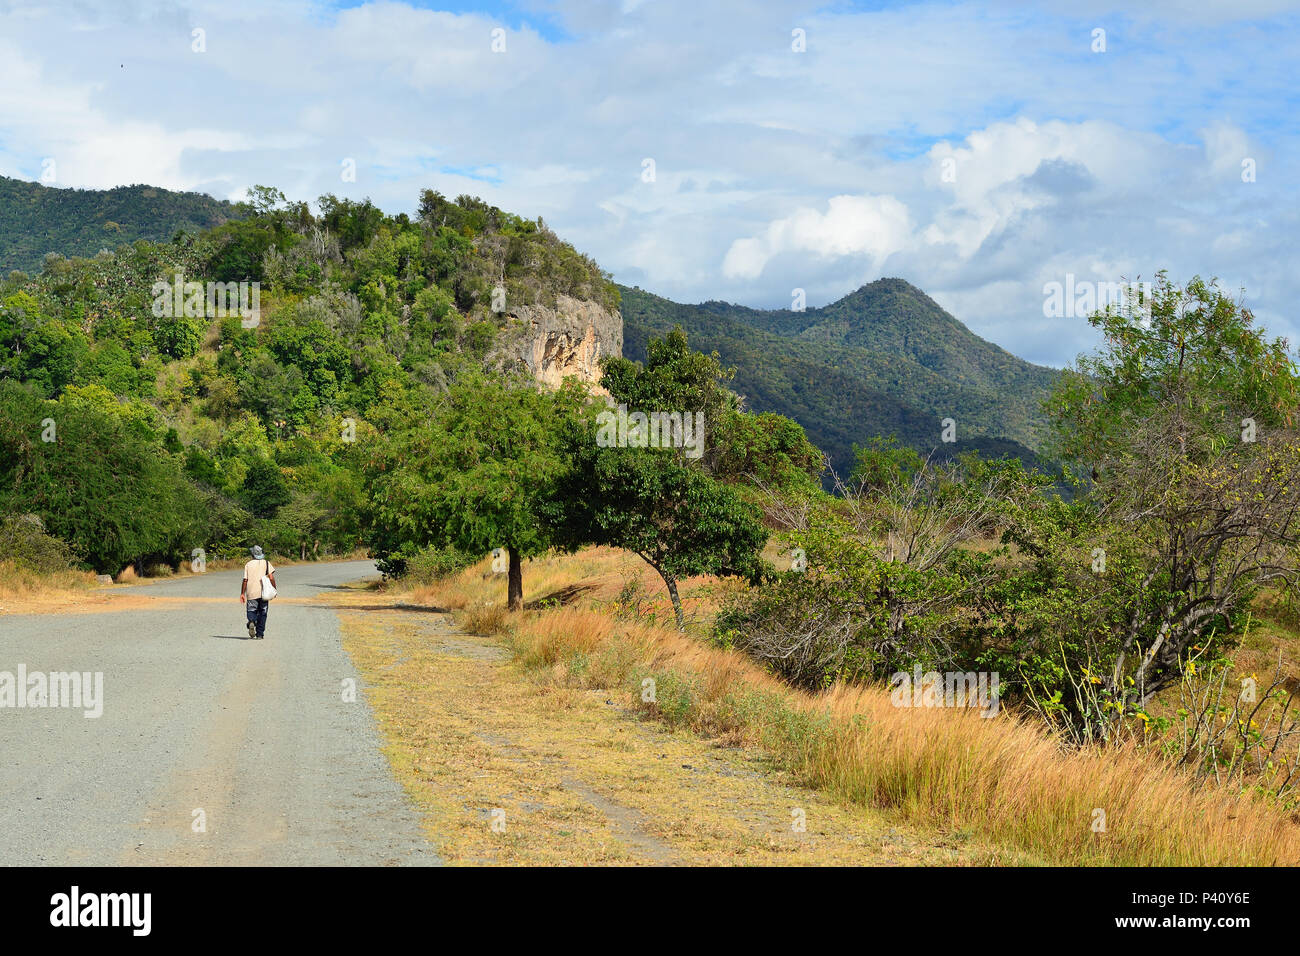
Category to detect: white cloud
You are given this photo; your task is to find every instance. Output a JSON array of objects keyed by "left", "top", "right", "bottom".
[
  {"left": 722, "top": 194, "right": 913, "bottom": 279},
  {"left": 0, "top": 0, "right": 1295, "bottom": 366},
  {"left": 1201, "top": 120, "right": 1255, "bottom": 177}
]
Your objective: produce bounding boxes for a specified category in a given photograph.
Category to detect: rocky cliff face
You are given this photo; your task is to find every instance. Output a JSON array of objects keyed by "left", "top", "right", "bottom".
[{"left": 501, "top": 294, "right": 623, "bottom": 389}]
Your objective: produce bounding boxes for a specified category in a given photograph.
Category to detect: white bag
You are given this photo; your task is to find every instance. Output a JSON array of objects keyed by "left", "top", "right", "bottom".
[{"left": 259, "top": 560, "right": 277, "bottom": 601}]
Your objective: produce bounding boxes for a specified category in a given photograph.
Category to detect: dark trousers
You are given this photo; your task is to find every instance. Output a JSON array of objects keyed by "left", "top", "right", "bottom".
[{"left": 245, "top": 598, "right": 269, "bottom": 637}]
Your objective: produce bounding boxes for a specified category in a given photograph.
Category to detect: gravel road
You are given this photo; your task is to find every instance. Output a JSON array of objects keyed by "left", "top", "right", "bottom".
[{"left": 0, "top": 560, "right": 439, "bottom": 866}]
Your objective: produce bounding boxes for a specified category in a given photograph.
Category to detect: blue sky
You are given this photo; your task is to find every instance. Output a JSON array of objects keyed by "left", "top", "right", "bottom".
[
  {"left": 330, "top": 0, "right": 573, "bottom": 41},
  {"left": 1, "top": 0, "right": 1297, "bottom": 367}
]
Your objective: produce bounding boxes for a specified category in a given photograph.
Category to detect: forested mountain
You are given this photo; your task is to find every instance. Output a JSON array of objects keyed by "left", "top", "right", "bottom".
[
  {"left": 1, "top": 175, "right": 1058, "bottom": 481},
  {"left": 620, "top": 280, "right": 1057, "bottom": 476},
  {"left": 0, "top": 176, "right": 244, "bottom": 275},
  {"left": 0, "top": 185, "right": 619, "bottom": 573},
  {"left": 0, "top": 174, "right": 1058, "bottom": 575}
]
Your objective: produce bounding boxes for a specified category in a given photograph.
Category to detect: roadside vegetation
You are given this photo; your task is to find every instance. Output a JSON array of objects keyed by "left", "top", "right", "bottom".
[
  {"left": 4, "top": 179, "right": 1296, "bottom": 863},
  {"left": 336, "top": 570, "right": 1024, "bottom": 866},
  {"left": 0, "top": 514, "right": 95, "bottom": 605},
  {"left": 382, "top": 545, "right": 1299, "bottom": 866},
  {"left": 374, "top": 272, "right": 1300, "bottom": 863}
]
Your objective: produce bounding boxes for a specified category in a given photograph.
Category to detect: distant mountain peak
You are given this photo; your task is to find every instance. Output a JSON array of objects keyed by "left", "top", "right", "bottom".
[
  {"left": 832, "top": 276, "right": 953, "bottom": 317},
  {"left": 618, "top": 280, "right": 1058, "bottom": 478}
]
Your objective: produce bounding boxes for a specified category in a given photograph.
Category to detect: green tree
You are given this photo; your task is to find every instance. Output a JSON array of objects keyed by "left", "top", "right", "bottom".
[
  {"left": 363, "top": 375, "right": 581, "bottom": 610},
  {"left": 1047, "top": 272, "right": 1299, "bottom": 471},
  {"left": 153, "top": 312, "right": 204, "bottom": 359},
  {"left": 18, "top": 320, "right": 88, "bottom": 396},
  {"left": 242, "top": 185, "right": 286, "bottom": 216},
  {"left": 0, "top": 381, "right": 205, "bottom": 572},
  {"left": 241, "top": 458, "right": 292, "bottom": 518},
  {"left": 711, "top": 410, "right": 825, "bottom": 491},
  {"left": 1042, "top": 273, "right": 1300, "bottom": 730},
  {"left": 77, "top": 340, "right": 143, "bottom": 395},
  {"left": 562, "top": 442, "right": 766, "bottom": 629},
  {"left": 561, "top": 328, "right": 776, "bottom": 629},
  {"left": 850, "top": 436, "right": 923, "bottom": 491},
  {"left": 599, "top": 326, "right": 730, "bottom": 455}
]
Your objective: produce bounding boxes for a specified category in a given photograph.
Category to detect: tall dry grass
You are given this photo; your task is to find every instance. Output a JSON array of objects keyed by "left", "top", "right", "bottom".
[
  {"left": 0, "top": 559, "right": 96, "bottom": 602},
  {"left": 405, "top": 547, "right": 653, "bottom": 618},
  {"left": 461, "top": 602, "right": 510, "bottom": 635},
  {"left": 509, "top": 604, "right": 1300, "bottom": 866},
  {"left": 392, "top": 545, "right": 1300, "bottom": 864}
]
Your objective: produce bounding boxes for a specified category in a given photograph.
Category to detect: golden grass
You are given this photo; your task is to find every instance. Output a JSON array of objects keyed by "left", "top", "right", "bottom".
[
  {"left": 461, "top": 602, "right": 510, "bottom": 635},
  {"left": 394, "top": 545, "right": 1300, "bottom": 866},
  {"left": 333, "top": 590, "right": 1024, "bottom": 865},
  {"left": 0, "top": 559, "right": 96, "bottom": 602},
  {"left": 510, "top": 603, "right": 1300, "bottom": 866}
]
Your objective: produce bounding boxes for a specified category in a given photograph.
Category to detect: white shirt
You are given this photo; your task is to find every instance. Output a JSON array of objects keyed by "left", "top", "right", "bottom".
[{"left": 243, "top": 559, "right": 275, "bottom": 600}]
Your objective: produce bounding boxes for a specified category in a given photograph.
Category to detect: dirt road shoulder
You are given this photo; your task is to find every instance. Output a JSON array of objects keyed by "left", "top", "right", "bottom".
[{"left": 331, "top": 590, "right": 1023, "bottom": 866}]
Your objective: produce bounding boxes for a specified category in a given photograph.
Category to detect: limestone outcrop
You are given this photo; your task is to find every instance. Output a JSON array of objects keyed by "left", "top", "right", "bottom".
[{"left": 500, "top": 294, "right": 623, "bottom": 389}]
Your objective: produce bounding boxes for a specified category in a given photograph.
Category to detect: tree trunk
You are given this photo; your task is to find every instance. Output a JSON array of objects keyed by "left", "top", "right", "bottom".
[
  {"left": 507, "top": 546, "right": 523, "bottom": 612},
  {"left": 665, "top": 575, "right": 684, "bottom": 631}
]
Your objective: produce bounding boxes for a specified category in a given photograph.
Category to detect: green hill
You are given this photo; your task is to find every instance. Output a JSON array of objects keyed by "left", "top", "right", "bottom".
[
  {"left": 619, "top": 280, "right": 1058, "bottom": 476},
  {"left": 0, "top": 185, "right": 619, "bottom": 573},
  {"left": 0, "top": 173, "right": 1060, "bottom": 568},
  {"left": 0, "top": 176, "right": 243, "bottom": 275}
]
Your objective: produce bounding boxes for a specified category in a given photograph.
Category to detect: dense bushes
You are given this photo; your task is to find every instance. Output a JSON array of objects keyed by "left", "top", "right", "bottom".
[
  {"left": 0, "top": 381, "right": 206, "bottom": 572},
  {"left": 0, "top": 513, "right": 78, "bottom": 573},
  {"left": 717, "top": 452, "right": 1033, "bottom": 689},
  {"left": 720, "top": 275, "right": 1300, "bottom": 749},
  {"left": 0, "top": 185, "right": 625, "bottom": 574}
]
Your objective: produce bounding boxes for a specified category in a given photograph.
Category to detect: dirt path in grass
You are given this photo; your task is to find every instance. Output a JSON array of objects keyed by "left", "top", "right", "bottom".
[{"left": 331, "top": 590, "right": 1017, "bottom": 866}]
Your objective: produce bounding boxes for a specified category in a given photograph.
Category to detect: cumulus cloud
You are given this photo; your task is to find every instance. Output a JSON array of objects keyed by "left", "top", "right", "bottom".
[
  {"left": 0, "top": 0, "right": 1295, "bottom": 365},
  {"left": 723, "top": 194, "right": 913, "bottom": 279},
  {"left": 713, "top": 111, "right": 1288, "bottom": 366}
]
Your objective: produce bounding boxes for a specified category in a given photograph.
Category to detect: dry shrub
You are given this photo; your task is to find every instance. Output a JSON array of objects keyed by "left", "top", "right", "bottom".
[
  {"left": 115, "top": 565, "right": 137, "bottom": 583},
  {"left": 509, "top": 606, "right": 612, "bottom": 668},
  {"left": 0, "top": 515, "right": 77, "bottom": 573},
  {"left": 460, "top": 602, "right": 509, "bottom": 636},
  {"left": 508, "top": 606, "right": 1300, "bottom": 866},
  {"left": 0, "top": 559, "right": 95, "bottom": 601},
  {"left": 411, "top": 579, "right": 469, "bottom": 611}
]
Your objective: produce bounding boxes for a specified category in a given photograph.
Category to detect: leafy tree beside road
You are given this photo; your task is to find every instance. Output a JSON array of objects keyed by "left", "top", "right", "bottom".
[
  {"left": 1039, "top": 274, "right": 1300, "bottom": 729},
  {"left": 0, "top": 380, "right": 205, "bottom": 572},
  {"left": 559, "top": 327, "right": 815, "bottom": 629},
  {"left": 364, "top": 373, "right": 583, "bottom": 611}
]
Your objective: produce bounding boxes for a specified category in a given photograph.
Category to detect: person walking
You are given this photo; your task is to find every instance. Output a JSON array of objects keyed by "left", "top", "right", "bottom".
[{"left": 239, "top": 545, "right": 277, "bottom": 639}]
